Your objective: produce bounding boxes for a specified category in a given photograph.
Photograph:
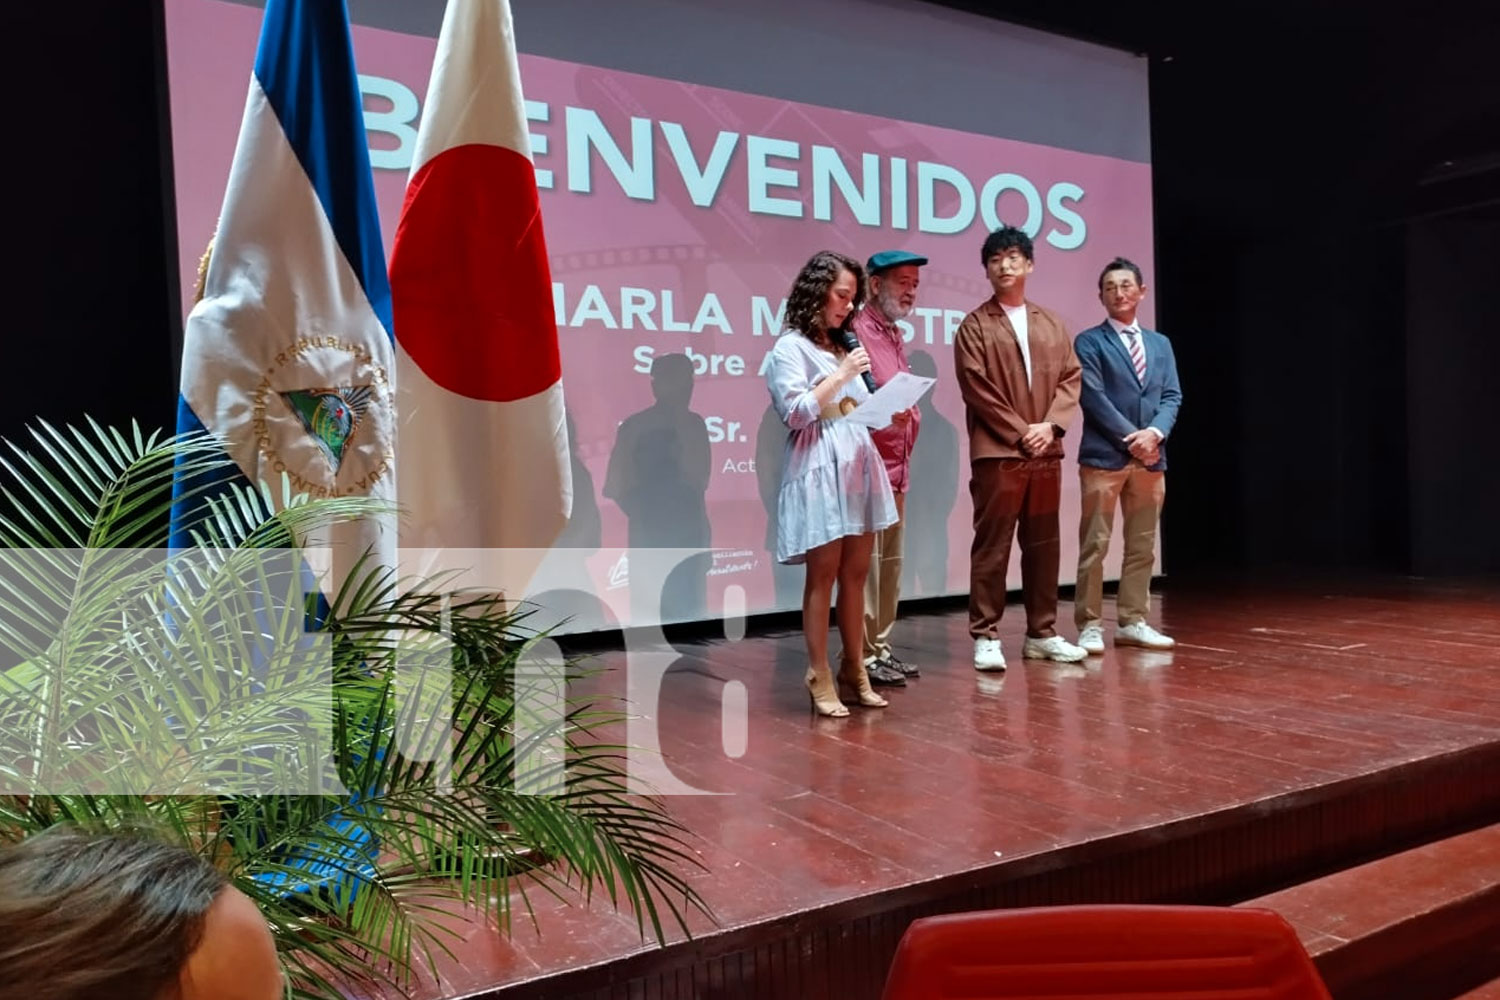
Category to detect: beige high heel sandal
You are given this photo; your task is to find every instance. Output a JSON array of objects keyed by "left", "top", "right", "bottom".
[
  {"left": 805, "top": 666, "right": 850, "bottom": 718},
  {"left": 838, "top": 659, "right": 889, "bottom": 708}
]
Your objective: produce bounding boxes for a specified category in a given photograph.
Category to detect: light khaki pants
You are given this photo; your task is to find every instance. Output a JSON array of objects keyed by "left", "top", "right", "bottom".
[
  {"left": 1075, "top": 464, "right": 1165, "bottom": 628},
  {"left": 863, "top": 492, "right": 905, "bottom": 664}
]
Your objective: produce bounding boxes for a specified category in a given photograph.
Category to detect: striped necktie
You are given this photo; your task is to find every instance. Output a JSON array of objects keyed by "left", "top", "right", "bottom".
[{"left": 1126, "top": 329, "right": 1146, "bottom": 383}]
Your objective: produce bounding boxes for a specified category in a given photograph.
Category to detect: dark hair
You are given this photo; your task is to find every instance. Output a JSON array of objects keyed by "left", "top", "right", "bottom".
[
  {"left": 1098, "top": 256, "right": 1144, "bottom": 290},
  {"left": 784, "top": 250, "right": 865, "bottom": 341},
  {"left": 980, "top": 226, "right": 1034, "bottom": 266},
  {"left": 0, "top": 829, "right": 229, "bottom": 1000}
]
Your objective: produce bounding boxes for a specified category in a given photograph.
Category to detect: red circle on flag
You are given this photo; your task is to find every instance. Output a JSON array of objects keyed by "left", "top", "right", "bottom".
[{"left": 390, "top": 144, "right": 561, "bottom": 402}]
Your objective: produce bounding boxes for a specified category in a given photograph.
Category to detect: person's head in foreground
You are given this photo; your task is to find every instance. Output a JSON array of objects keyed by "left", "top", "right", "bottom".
[{"left": 0, "top": 828, "right": 284, "bottom": 1000}]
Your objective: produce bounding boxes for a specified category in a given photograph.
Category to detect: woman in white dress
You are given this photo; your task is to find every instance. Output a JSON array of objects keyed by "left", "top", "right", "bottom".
[{"left": 765, "top": 251, "right": 899, "bottom": 717}]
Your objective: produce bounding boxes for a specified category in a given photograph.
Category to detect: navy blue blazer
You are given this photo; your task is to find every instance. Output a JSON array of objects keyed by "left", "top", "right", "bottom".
[{"left": 1074, "top": 320, "right": 1182, "bottom": 471}]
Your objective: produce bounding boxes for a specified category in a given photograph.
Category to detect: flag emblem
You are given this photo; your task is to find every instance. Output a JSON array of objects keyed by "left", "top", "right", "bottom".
[{"left": 281, "top": 385, "right": 374, "bottom": 473}]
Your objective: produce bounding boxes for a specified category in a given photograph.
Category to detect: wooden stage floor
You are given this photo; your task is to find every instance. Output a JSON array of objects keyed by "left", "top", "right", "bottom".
[{"left": 399, "top": 577, "right": 1500, "bottom": 1000}]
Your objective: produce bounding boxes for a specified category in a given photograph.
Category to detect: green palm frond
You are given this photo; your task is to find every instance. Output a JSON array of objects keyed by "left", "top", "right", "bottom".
[{"left": 0, "top": 420, "right": 713, "bottom": 1000}]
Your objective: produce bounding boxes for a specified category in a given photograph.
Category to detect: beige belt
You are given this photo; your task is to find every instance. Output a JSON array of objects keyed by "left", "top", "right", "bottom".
[{"left": 819, "top": 398, "right": 859, "bottom": 421}]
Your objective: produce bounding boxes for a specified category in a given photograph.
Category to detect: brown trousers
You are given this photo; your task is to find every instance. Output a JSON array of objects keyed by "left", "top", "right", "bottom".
[
  {"left": 862, "top": 492, "right": 905, "bottom": 665},
  {"left": 968, "top": 458, "right": 1061, "bottom": 640},
  {"left": 1075, "top": 463, "right": 1166, "bottom": 628}
]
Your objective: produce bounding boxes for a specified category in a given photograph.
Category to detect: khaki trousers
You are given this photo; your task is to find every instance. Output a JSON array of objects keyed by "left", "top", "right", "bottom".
[
  {"left": 862, "top": 493, "right": 905, "bottom": 664},
  {"left": 1074, "top": 463, "right": 1166, "bottom": 628}
]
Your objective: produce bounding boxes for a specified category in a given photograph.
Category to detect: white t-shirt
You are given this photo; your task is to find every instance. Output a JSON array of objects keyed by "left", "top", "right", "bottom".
[{"left": 1002, "top": 301, "right": 1032, "bottom": 387}]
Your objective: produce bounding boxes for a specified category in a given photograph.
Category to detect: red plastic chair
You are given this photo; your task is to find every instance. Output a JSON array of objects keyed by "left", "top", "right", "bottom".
[{"left": 880, "top": 904, "right": 1332, "bottom": 1000}]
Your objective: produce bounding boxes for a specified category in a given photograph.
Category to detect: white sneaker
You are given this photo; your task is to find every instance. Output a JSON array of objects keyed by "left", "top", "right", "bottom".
[
  {"left": 973, "top": 637, "right": 1007, "bottom": 671},
  {"left": 1116, "top": 621, "right": 1175, "bottom": 649},
  {"left": 1077, "top": 622, "right": 1105, "bottom": 655},
  {"left": 1023, "top": 635, "right": 1088, "bottom": 663}
]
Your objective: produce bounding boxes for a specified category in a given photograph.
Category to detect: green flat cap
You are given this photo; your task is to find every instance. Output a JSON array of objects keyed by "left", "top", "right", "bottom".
[{"left": 866, "top": 250, "right": 929, "bottom": 274}]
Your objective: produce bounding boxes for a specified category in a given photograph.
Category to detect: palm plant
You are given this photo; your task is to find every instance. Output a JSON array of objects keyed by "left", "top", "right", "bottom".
[{"left": 0, "top": 420, "right": 710, "bottom": 999}]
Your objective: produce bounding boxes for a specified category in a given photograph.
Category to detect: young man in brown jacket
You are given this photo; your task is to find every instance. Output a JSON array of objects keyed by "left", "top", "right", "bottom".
[{"left": 954, "top": 226, "right": 1087, "bottom": 670}]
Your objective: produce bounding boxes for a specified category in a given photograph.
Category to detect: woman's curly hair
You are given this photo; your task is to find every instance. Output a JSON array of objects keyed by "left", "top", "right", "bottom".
[{"left": 783, "top": 250, "right": 865, "bottom": 342}]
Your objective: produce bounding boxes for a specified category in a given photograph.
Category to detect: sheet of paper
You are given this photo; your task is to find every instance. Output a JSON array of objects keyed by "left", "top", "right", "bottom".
[{"left": 844, "top": 372, "right": 937, "bottom": 429}]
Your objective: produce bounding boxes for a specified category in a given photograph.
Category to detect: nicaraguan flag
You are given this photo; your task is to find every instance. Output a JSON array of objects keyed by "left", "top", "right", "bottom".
[{"left": 170, "top": 0, "right": 395, "bottom": 589}]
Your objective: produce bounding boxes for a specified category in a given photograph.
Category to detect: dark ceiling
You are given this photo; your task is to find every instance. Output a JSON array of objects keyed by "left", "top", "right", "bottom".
[{"left": 937, "top": 0, "right": 1500, "bottom": 230}]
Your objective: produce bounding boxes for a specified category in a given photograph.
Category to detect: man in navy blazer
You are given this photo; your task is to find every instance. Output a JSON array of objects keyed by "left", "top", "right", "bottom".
[{"left": 1072, "top": 257, "right": 1182, "bottom": 653}]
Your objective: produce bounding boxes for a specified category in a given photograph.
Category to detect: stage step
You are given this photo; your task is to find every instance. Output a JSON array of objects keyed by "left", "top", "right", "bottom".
[
  {"left": 1240, "top": 822, "right": 1500, "bottom": 1000},
  {"left": 414, "top": 587, "right": 1500, "bottom": 1000},
  {"left": 1456, "top": 980, "right": 1500, "bottom": 1000},
  {"left": 472, "top": 745, "right": 1500, "bottom": 1000}
]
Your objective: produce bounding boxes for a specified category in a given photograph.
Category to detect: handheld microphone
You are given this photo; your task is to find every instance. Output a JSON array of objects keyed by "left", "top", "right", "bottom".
[{"left": 837, "top": 328, "right": 879, "bottom": 394}]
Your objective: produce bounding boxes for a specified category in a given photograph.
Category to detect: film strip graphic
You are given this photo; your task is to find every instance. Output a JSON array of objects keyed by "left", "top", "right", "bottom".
[
  {"left": 549, "top": 241, "right": 993, "bottom": 300},
  {"left": 551, "top": 243, "right": 716, "bottom": 274}
]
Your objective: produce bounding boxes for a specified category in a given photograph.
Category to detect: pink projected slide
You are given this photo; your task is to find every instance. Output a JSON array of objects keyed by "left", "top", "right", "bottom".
[{"left": 164, "top": 0, "right": 1156, "bottom": 628}]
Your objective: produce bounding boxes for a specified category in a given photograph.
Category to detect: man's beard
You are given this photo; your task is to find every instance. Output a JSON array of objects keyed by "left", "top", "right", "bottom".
[{"left": 878, "top": 289, "right": 912, "bottom": 320}]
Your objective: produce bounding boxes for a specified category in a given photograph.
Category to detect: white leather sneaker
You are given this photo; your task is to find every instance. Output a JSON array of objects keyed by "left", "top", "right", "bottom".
[
  {"left": 1022, "top": 635, "right": 1088, "bottom": 663},
  {"left": 973, "top": 637, "right": 1007, "bottom": 671},
  {"left": 1116, "top": 621, "right": 1176, "bottom": 649},
  {"left": 1077, "top": 622, "right": 1105, "bottom": 655}
]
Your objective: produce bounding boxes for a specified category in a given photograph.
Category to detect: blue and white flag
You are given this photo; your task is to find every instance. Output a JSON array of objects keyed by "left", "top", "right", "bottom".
[{"left": 171, "top": 0, "right": 395, "bottom": 587}]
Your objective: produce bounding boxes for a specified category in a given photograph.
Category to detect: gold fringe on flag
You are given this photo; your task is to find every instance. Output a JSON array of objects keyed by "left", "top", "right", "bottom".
[{"left": 193, "top": 235, "right": 215, "bottom": 304}]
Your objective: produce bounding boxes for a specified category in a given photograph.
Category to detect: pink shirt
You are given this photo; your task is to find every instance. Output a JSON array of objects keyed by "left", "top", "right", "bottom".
[{"left": 851, "top": 306, "right": 921, "bottom": 493}]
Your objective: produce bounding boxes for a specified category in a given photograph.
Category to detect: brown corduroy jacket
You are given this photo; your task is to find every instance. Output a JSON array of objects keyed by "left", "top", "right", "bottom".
[{"left": 953, "top": 297, "right": 1082, "bottom": 462}]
